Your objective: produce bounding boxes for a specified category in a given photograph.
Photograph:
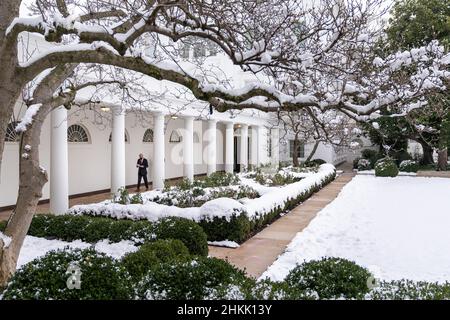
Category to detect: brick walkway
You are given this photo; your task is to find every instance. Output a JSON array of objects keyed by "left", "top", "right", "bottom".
[{"left": 208, "top": 167, "right": 355, "bottom": 279}]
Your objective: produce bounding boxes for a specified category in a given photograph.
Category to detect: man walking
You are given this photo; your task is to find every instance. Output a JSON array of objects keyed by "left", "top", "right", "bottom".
[{"left": 136, "top": 153, "right": 149, "bottom": 191}]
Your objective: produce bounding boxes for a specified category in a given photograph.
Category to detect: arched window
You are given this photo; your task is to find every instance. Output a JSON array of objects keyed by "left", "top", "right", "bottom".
[
  {"left": 5, "top": 121, "right": 20, "bottom": 142},
  {"left": 143, "top": 129, "right": 153, "bottom": 143},
  {"left": 109, "top": 130, "right": 129, "bottom": 143},
  {"left": 67, "top": 124, "right": 90, "bottom": 143},
  {"left": 193, "top": 132, "right": 200, "bottom": 143},
  {"left": 169, "top": 130, "right": 182, "bottom": 143}
]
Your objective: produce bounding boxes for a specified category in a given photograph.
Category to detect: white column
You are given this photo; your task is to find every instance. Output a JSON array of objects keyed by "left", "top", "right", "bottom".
[
  {"left": 183, "top": 116, "right": 194, "bottom": 181},
  {"left": 153, "top": 112, "right": 165, "bottom": 189},
  {"left": 271, "top": 127, "right": 280, "bottom": 166},
  {"left": 225, "top": 122, "right": 234, "bottom": 174},
  {"left": 111, "top": 106, "right": 126, "bottom": 195},
  {"left": 50, "top": 106, "right": 69, "bottom": 214},
  {"left": 206, "top": 119, "right": 217, "bottom": 175},
  {"left": 240, "top": 124, "right": 249, "bottom": 172},
  {"left": 250, "top": 125, "right": 259, "bottom": 168}
]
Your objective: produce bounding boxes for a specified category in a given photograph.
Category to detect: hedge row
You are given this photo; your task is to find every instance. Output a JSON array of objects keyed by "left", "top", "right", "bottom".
[
  {"left": 4, "top": 250, "right": 448, "bottom": 300},
  {"left": 199, "top": 171, "right": 336, "bottom": 243},
  {"left": 20, "top": 215, "right": 208, "bottom": 256}
]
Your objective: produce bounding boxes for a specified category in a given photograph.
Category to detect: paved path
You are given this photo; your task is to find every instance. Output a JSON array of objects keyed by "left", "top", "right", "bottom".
[
  {"left": 417, "top": 170, "right": 450, "bottom": 178},
  {"left": 208, "top": 170, "right": 355, "bottom": 279}
]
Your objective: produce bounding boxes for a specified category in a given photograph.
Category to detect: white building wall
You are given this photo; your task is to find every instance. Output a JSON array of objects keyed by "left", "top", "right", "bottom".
[{"left": 1, "top": 104, "right": 278, "bottom": 207}]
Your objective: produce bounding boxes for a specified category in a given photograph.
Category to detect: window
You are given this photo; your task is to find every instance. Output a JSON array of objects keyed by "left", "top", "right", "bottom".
[
  {"left": 193, "top": 132, "right": 200, "bottom": 143},
  {"left": 193, "top": 43, "right": 206, "bottom": 58},
  {"left": 143, "top": 129, "right": 153, "bottom": 143},
  {"left": 208, "top": 42, "right": 218, "bottom": 56},
  {"left": 5, "top": 121, "right": 20, "bottom": 142},
  {"left": 267, "top": 132, "right": 272, "bottom": 158},
  {"left": 169, "top": 130, "right": 182, "bottom": 143},
  {"left": 109, "top": 130, "right": 129, "bottom": 143},
  {"left": 180, "top": 43, "right": 190, "bottom": 59},
  {"left": 67, "top": 124, "right": 90, "bottom": 143},
  {"left": 289, "top": 140, "right": 304, "bottom": 158}
]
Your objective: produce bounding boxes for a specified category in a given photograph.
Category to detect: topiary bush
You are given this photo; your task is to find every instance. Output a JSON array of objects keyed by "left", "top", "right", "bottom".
[
  {"left": 2, "top": 248, "right": 132, "bottom": 300},
  {"left": 134, "top": 256, "right": 252, "bottom": 300},
  {"left": 284, "top": 257, "right": 373, "bottom": 299},
  {"left": 122, "top": 239, "right": 190, "bottom": 281},
  {"left": 374, "top": 158, "right": 399, "bottom": 177},
  {"left": 153, "top": 217, "right": 208, "bottom": 257},
  {"left": 357, "top": 158, "right": 372, "bottom": 171},
  {"left": 399, "top": 160, "right": 419, "bottom": 173}
]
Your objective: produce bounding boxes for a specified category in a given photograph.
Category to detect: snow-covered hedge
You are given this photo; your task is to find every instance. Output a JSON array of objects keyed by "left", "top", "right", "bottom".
[{"left": 68, "top": 164, "right": 337, "bottom": 243}]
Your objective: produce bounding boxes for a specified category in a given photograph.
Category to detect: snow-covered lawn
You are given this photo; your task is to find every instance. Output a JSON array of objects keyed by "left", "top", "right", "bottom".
[
  {"left": 17, "top": 236, "right": 138, "bottom": 269},
  {"left": 262, "top": 175, "right": 450, "bottom": 284}
]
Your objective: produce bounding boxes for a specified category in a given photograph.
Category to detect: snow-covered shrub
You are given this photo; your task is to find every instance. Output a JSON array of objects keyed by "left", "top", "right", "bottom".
[
  {"left": 284, "top": 257, "right": 373, "bottom": 299},
  {"left": 2, "top": 248, "right": 132, "bottom": 300},
  {"left": 352, "top": 157, "right": 361, "bottom": 169},
  {"left": 28, "top": 215, "right": 208, "bottom": 256},
  {"left": 112, "top": 187, "right": 143, "bottom": 205},
  {"left": 198, "top": 211, "right": 251, "bottom": 243},
  {"left": 304, "top": 159, "right": 327, "bottom": 166},
  {"left": 152, "top": 185, "right": 259, "bottom": 208},
  {"left": 134, "top": 256, "right": 251, "bottom": 300},
  {"left": 122, "top": 239, "right": 190, "bottom": 281},
  {"left": 399, "top": 160, "right": 419, "bottom": 173},
  {"left": 250, "top": 279, "right": 317, "bottom": 300},
  {"left": 366, "top": 279, "right": 450, "bottom": 300},
  {"left": 153, "top": 217, "right": 208, "bottom": 256},
  {"left": 374, "top": 158, "right": 399, "bottom": 177},
  {"left": 357, "top": 158, "right": 372, "bottom": 171},
  {"left": 251, "top": 171, "right": 302, "bottom": 186},
  {"left": 130, "top": 193, "right": 143, "bottom": 204}
]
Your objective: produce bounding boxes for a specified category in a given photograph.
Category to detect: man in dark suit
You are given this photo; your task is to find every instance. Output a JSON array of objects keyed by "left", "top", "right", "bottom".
[{"left": 136, "top": 153, "right": 149, "bottom": 191}]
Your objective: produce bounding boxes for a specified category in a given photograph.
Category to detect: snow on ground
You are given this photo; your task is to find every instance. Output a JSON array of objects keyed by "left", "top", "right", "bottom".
[
  {"left": 356, "top": 170, "right": 417, "bottom": 176},
  {"left": 262, "top": 175, "right": 450, "bottom": 283},
  {"left": 208, "top": 240, "right": 240, "bottom": 248},
  {"left": 17, "top": 236, "right": 138, "bottom": 269}
]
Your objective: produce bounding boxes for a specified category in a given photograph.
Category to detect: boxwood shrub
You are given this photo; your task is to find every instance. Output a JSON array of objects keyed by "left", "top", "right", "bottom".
[
  {"left": 134, "top": 256, "right": 252, "bottom": 300},
  {"left": 27, "top": 215, "right": 208, "bottom": 256},
  {"left": 284, "top": 257, "right": 372, "bottom": 299},
  {"left": 122, "top": 239, "right": 190, "bottom": 281},
  {"left": 399, "top": 160, "right": 419, "bottom": 173},
  {"left": 374, "top": 158, "right": 399, "bottom": 177},
  {"left": 2, "top": 248, "right": 132, "bottom": 300},
  {"left": 357, "top": 158, "right": 371, "bottom": 171},
  {"left": 366, "top": 279, "right": 450, "bottom": 300},
  {"left": 153, "top": 217, "right": 208, "bottom": 256}
]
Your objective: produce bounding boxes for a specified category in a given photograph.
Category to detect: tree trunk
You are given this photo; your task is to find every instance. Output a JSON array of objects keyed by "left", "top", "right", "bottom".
[
  {"left": 305, "top": 140, "right": 320, "bottom": 163},
  {"left": 437, "top": 148, "right": 448, "bottom": 171},
  {"left": 0, "top": 65, "right": 73, "bottom": 287},
  {"left": 419, "top": 141, "right": 435, "bottom": 165},
  {"left": 0, "top": 0, "right": 23, "bottom": 176},
  {"left": 0, "top": 116, "right": 48, "bottom": 286},
  {"left": 436, "top": 116, "right": 450, "bottom": 171},
  {"left": 292, "top": 137, "right": 300, "bottom": 167}
]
